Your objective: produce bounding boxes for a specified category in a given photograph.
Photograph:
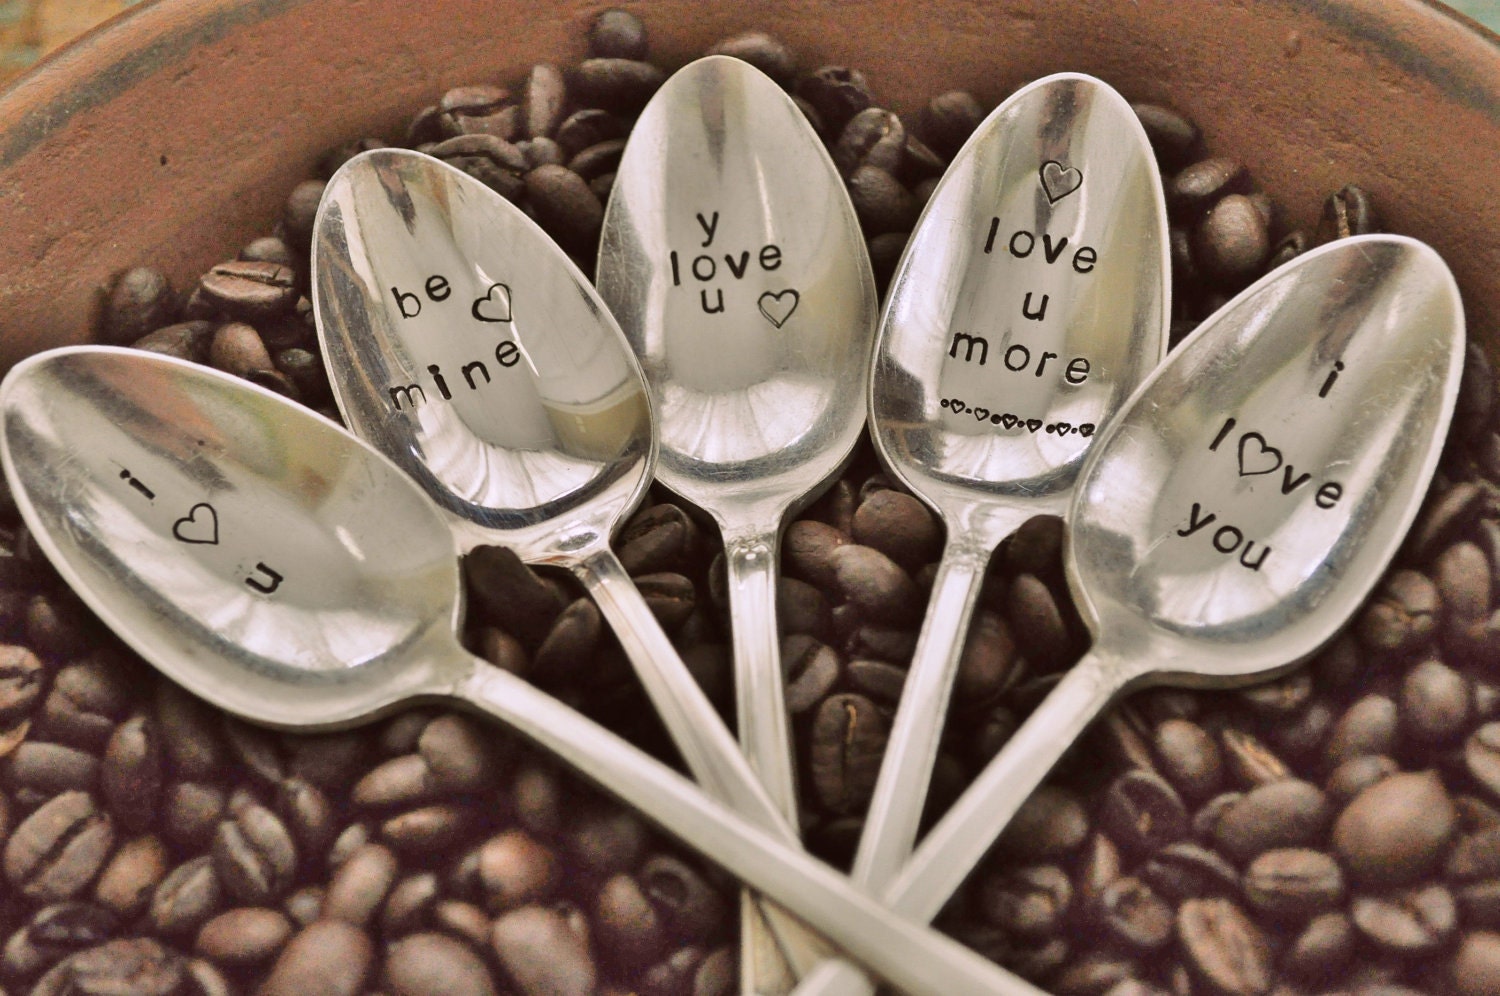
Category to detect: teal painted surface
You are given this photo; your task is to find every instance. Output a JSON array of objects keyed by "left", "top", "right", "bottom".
[{"left": 1444, "top": 0, "right": 1500, "bottom": 31}]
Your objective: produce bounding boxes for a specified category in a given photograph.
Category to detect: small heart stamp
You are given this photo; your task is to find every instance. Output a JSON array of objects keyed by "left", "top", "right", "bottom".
[
  {"left": 1040, "top": 160, "right": 1083, "bottom": 204},
  {"left": 471, "top": 282, "right": 513, "bottom": 323},
  {"left": 173, "top": 502, "right": 219, "bottom": 546},
  {"left": 973, "top": 407, "right": 991, "bottom": 422},
  {"left": 1237, "top": 432, "right": 1283, "bottom": 477},
  {"left": 758, "top": 289, "right": 800, "bottom": 329}
]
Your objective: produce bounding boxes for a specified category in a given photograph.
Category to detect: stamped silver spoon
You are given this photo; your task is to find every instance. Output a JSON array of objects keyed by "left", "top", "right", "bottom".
[
  {"left": 848, "top": 73, "right": 1167, "bottom": 905},
  {"left": 0, "top": 344, "right": 1055, "bottom": 996},
  {"left": 596, "top": 55, "right": 878, "bottom": 987},
  {"left": 795, "top": 233, "right": 1465, "bottom": 996},
  {"left": 309, "top": 147, "right": 817, "bottom": 981}
]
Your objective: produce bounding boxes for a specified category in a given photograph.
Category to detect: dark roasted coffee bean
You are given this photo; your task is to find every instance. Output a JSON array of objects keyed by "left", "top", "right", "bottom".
[
  {"left": 211, "top": 799, "right": 296, "bottom": 904},
  {"left": 1468, "top": 722, "right": 1500, "bottom": 804},
  {"left": 997, "top": 785, "right": 1089, "bottom": 860},
  {"left": 1284, "top": 911, "right": 1356, "bottom": 983},
  {"left": 835, "top": 107, "right": 906, "bottom": 177},
  {"left": 33, "top": 937, "right": 183, "bottom": 996},
  {"left": 1048, "top": 954, "right": 1137, "bottom": 996},
  {"left": 380, "top": 871, "right": 439, "bottom": 937},
  {"left": 259, "top": 918, "right": 374, "bottom": 996},
  {"left": 569, "top": 58, "right": 665, "bottom": 113},
  {"left": 555, "top": 108, "right": 628, "bottom": 159},
  {"left": 1140, "top": 842, "right": 1239, "bottom": 902},
  {"left": 1152, "top": 718, "right": 1224, "bottom": 801},
  {"left": 154, "top": 682, "right": 226, "bottom": 779},
  {"left": 281, "top": 179, "right": 325, "bottom": 249},
  {"left": 620, "top": 504, "right": 701, "bottom": 576},
  {"left": 1132, "top": 103, "right": 1201, "bottom": 169},
  {"left": 1358, "top": 569, "right": 1439, "bottom": 652},
  {"left": 597, "top": 872, "right": 668, "bottom": 971},
  {"left": 829, "top": 544, "right": 920, "bottom": 624},
  {"left": 99, "top": 714, "right": 160, "bottom": 833},
  {"left": 1326, "top": 693, "right": 1399, "bottom": 767},
  {"left": 796, "top": 65, "right": 874, "bottom": 135},
  {"left": 1456, "top": 931, "right": 1500, "bottom": 996},
  {"left": 4, "top": 741, "right": 99, "bottom": 795},
  {"left": 241, "top": 234, "right": 295, "bottom": 267},
  {"left": 1351, "top": 883, "right": 1457, "bottom": 956},
  {"left": 1402, "top": 658, "right": 1471, "bottom": 744},
  {"left": 777, "top": 577, "right": 833, "bottom": 641},
  {"left": 162, "top": 781, "right": 225, "bottom": 851},
  {"left": 1008, "top": 573, "right": 1073, "bottom": 669},
  {"left": 810, "top": 693, "right": 888, "bottom": 815},
  {"left": 283, "top": 885, "right": 324, "bottom": 927},
  {"left": 979, "top": 864, "right": 1071, "bottom": 937},
  {"left": 6, "top": 901, "right": 117, "bottom": 977},
  {"left": 1335, "top": 770, "right": 1457, "bottom": 886},
  {"left": 638, "top": 572, "right": 696, "bottom": 632},
  {"left": 1177, "top": 897, "right": 1273, "bottom": 996},
  {"left": 640, "top": 854, "right": 729, "bottom": 945},
  {"left": 1075, "top": 831, "right": 1123, "bottom": 914},
  {"left": 130, "top": 319, "right": 216, "bottom": 362},
  {"left": 1213, "top": 779, "right": 1330, "bottom": 863},
  {"left": 1099, "top": 876, "right": 1175, "bottom": 952},
  {"left": 353, "top": 754, "right": 439, "bottom": 809},
  {"left": 567, "top": 804, "right": 648, "bottom": 880},
  {"left": 1243, "top": 848, "right": 1344, "bottom": 919},
  {"left": 1194, "top": 193, "right": 1270, "bottom": 285},
  {"left": 103, "top": 267, "right": 175, "bottom": 345},
  {"left": 381, "top": 802, "right": 473, "bottom": 853},
  {"left": 784, "top": 519, "right": 851, "bottom": 590},
  {"left": 919, "top": 90, "right": 983, "bottom": 157},
  {"left": 851, "top": 488, "right": 941, "bottom": 571},
  {"left": 39, "top": 656, "right": 132, "bottom": 752},
  {"left": 0, "top": 644, "right": 43, "bottom": 722},
  {"left": 198, "top": 260, "right": 297, "bottom": 321},
  {"left": 708, "top": 30, "right": 796, "bottom": 84},
  {"left": 846, "top": 659, "right": 907, "bottom": 705},
  {"left": 1447, "top": 827, "right": 1500, "bottom": 881},
  {"left": 588, "top": 9, "right": 648, "bottom": 59},
  {"left": 93, "top": 833, "right": 168, "bottom": 917},
  {"left": 1221, "top": 726, "right": 1292, "bottom": 786},
  {"left": 1168, "top": 158, "right": 1250, "bottom": 217},
  {"left": 208, "top": 320, "right": 274, "bottom": 380},
  {"left": 782, "top": 635, "right": 840, "bottom": 715},
  {"left": 846, "top": 165, "right": 918, "bottom": 234},
  {"left": 193, "top": 906, "right": 291, "bottom": 965},
  {"left": 1266, "top": 229, "right": 1309, "bottom": 270},
  {"left": 322, "top": 841, "right": 396, "bottom": 925},
  {"left": 568, "top": 137, "right": 627, "bottom": 181},
  {"left": 150, "top": 856, "right": 222, "bottom": 936},
  {"left": 1100, "top": 769, "right": 1189, "bottom": 858},
  {"left": 1317, "top": 184, "right": 1379, "bottom": 242},
  {"left": 1237, "top": 671, "right": 1313, "bottom": 717},
  {"left": 464, "top": 546, "right": 566, "bottom": 644},
  {"left": 418, "top": 712, "right": 501, "bottom": 793},
  {"left": 5, "top": 790, "right": 114, "bottom": 902},
  {"left": 478, "top": 830, "right": 557, "bottom": 913},
  {"left": 525, "top": 164, "right": 605, "bottom": 255},
  {"left": 491, "top": 904, "right": 596, "bottom": 996},
  {"left": 1325, "top": 754, "right": 1399, "bottom": 805},
  {"left": 385, "top": 931, "right": 498, "bottom": 996}
]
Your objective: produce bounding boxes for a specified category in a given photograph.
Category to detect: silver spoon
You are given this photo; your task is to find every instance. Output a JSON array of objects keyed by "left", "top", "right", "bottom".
[
  {"left": 795, "top": 233, "right": 1465, "bottom": 996},
  {"left": 848, "top": 73, "right": 1167, "bottom": 903},
  {"left": 308, "top": 147, "right": 811, "bottom": 980},
  {"left": 596, "top": 54, "right": 878, "bottom": 987},
  {"left": 0, "top": 344, "right": 1056, "bottom": 996}
]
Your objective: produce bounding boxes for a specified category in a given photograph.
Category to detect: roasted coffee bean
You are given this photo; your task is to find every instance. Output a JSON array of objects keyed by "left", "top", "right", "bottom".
[
  {"left": 851, "top": 488, "right": 941, "bottom": 571},
  {"left": 150, "top": 856, "right": 222, "bottom": 936},
  {"left": 5, "top": 901, "right": 117, "bottom": 978},
  {"left": 845, "top": 622, "right": 918, "bottom": 664},
  {"left": 1152, "top": 718, "right": 1224, "bottom": 800},
  {"left": 919, "top": 90, "right": 983, "bottom": 157},
  {"left": 1284, "top": 911, "right": 1356, "bottom": 983},
  {"left": 1325, "top": 754, "right": 1399, "bottom": 805},
  {"left": 1326, "top": 693, "right": 1400, "bottom": 766},
  {"left": 322, "top": 841, "right": 397, "bottom": 925},
  {"left": 154, "top": 682, "right": 226, "bottom": 779},
  {"left": 997, "top": 785, "right": 1089, "bottom": 860},
  {"left": 1099, "top": 876, "right": 1175, "bottom": 952},
  {"left": 1317, "top": 183, "right": 1379, "bottom": 242},
  {"left": 1140, "top": 842, "right": 1239, "bottom": 902},
  {"left": 103, "top": 267, "right": 176, "bottom": 346},
  {"left": 524, "top": 163, "right": 605, "bottom": 255},
  {"left": 353, "top": 754, "right": 440, "bottom": 809},
  {"left": 193, "top": 906, "right": 292, "bottom": 965},
  {"left": 1456, "top": 931, "right": 1500, "bottom": 996},
  {"left": 375, "top": 871, "right": 436, "bottom": 937},
  {"left": 707, "top": 30, "right": 796, "bottom": 85},
  {"left": 639, "top": 944, "right": 706, "bottom": 996},
  {"left": 569, "top": 58, "right": 665, "bottom": 113},
  {"left": 1243, "top": 848, "right": 1345, "bottom": 919},
  {"left": 1213, "top": 779, "right": 1330, "bottom": 863},
  {"left": 778, "top": 577, "right": 833, "bottom": 640},
  {"left": 1008, "top": 573, "right": 1073, "bottom": 669},
  {"left": 281, "top": 179, "right": 325, "bottom": 249},
  {"left": 39, "top": 656, "right": 132, "bottom": 753},
  {"left": 845, "top": 659, "right": 907, "bottom": 705},
  {"left": 828, "top": 544, "right": 920, "bottom": 625},
  {"left": 834, "top": 107, "right": 906, "bottom": 177},
  {"left": 1447, "top": 826, "right": 1500, "bottom": 881},
  {"left": 259, "top": 918, "right": 374, "bottom": 996},
  {"left": 588, "top": 9, "right": 649, "bottom": 59},
  {"left": 569, "top": 138, "right": 626, "bottom": 180},
  {"left": 381, "top": 802, "right": 473, "bottom": 853},
  {"left": 1075, "top": 831, "right": 1124, "bottom": 913},
  {"left": 567, "top": 804, "right": 648, "bottom": 880},
  {"left": 784, "top": 519, "right": 851, "bottom": 590},
  {"left": 979, "top": 864, "right": 1072, "bottom": 937},
  {"left": 797, "top": 65, "right": 874, "bottom": 135},
  {"left": 1099, "top": 769, "right": 1189, "bottom": 858},
  {"left": 211, "top": 799, "right": 296, "bottom": 904},
  {"left": 1168, "top": 158, "right": 1250, "bottom": 217},
  {"left": 32, "top": 937, "right": 183, "bottom": 996},
  {"left": 1219, "top": 725, "right": 1292, "bottom": 786},
  {"left": 463, "top": 546, "right": 565, "bottom": 644},
  {"left": 1133, "top": 103, "right": 1201, "bottom": 169},
  {"left": 809, "top": 693, "right": 889, "bottom": 815},
  {"left": 5, "top": 790, "right": 114, "bottom": 902},
  {"left": 1402, "top": 658, "right": 1471, "bottom": 744},
  {"left": 1358, "top": 569, "right": 1440, "bottom": 653},
  {"left": 386, "top": 931, "right": 499, "bottom": 996},
  {"left": 1334, "top": 770, "right": 1457, "bottom": 886},
  {"left": 782, "top": 635, "right": 840, "bottom": 715},
  {"left": 208, "top": 320, "right": 275, "bottom": 380},
  {"left": 93, "top": 833, "right": 168, "bottom": 917},
  {"left": 597, "top": 872, "right": 668, "bottom": 971},
  {"left": 637, "top": 572, "right": 696, "bottom": 632},
  {"left": 0, "top": 644, "right": 43, "bottom": 722},
  {"left": 846, "top": 164, "right": 918, "bottom": 234},
  {"left": 478, "top": 830, "right": 558, "bottom": 913},
  {"left": 418, "top": 713, "right": 501, "bottom": 793},
  {"left": 275, "top": 777, "right": 335, "bottom": 865},
  {"left": 1459, "top": 879, "right": 1500, "bottom": 928},
  {"left": 4, "top": 741, "right": 100, "bottom": 795},
  {"left": 1351, "top": 883, "right": 1457, "bottom": 956},
  {"left": 162, "top": 781, "right": 226, "bottom": 851},
  {"left": 1194, "top": 193, "right": 1270, "bottom": 285},
  {"left": 197, "top": 260, "right": 297, "bottom": 321},
  {"left": 491, "top": 904, "right": 596, "bottom": 996},
  {"left": 619, "top": 504, "right": 701, "bottom": 577},
  {"left": 639, "top": 854, "right": 729, "bottom": 945},
  {"left": 101, "top": 713, "right": 161, "bottom": 832},
  {"left": 1177, "top": 897, "right": 1273, "bottom": 996},
  {"left": 130, "top": 319, "right": 216, "bottom": 362},
  {"left": 282, "top": 885, "right": 323, "bottom": 927}
]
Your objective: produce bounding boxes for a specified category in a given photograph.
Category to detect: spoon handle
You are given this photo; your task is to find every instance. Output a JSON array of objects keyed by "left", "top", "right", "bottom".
[
  {"left": 573, "top": 545, "right": 830, "bottom": 987},
  {"left": 847, "top": 535, "right": 990, "bottom": 894},
  {"left": 456, "top": 655, "right": 1050, "bottom": 996},
  {"left": 789, "top": 649, "right": 1121, "bottom": 996}
]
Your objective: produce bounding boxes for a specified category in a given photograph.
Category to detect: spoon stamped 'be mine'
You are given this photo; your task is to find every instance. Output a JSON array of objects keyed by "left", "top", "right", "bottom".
[
  {"left": 0, "top": 345, "right": 1060, "bottom": 996},
  {"left": 844, "top": 69, "right": 1168, "bottom": 922},
  {"left": 798, "top": 234, "right": 1465, "bottom": 996}
]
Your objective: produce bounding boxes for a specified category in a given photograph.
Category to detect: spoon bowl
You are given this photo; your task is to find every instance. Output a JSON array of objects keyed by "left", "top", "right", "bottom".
[
  {"left": 0, "top": 345, "right": 1068, "bottom": 996},
  {"left": 795, "top": 234, "right": 1465, "bottom": 996}
]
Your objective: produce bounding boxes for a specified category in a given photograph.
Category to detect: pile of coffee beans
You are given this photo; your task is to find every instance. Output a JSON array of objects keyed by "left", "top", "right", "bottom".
[{"left": 3, "top": 7, "right": 1496, "bottom": 995}]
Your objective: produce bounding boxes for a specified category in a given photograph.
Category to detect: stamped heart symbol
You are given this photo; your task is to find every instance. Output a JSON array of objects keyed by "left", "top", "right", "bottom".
[
  {"left": 1237, "top": 432, "right": 1283, "bottom": 477},
  {"left": 1079, "top": 423, "right": 1096, "bottom": 437},
  {"left": 1054, "top": 421, "right": 1072, "bottom": 434},
  {"left": 173, "top": 503, "right": 219, "bottom": 546},
  {"left": 1026, "top": 419, "right": 1043, "bottom": 433},
  {"left": 471, "top": 282, "right": 513, "bottom": 323},
  {"left": 1040, "top": 160, "right": 1083, "bottom": 204},
  {"left": 758, "top": 289, "right": 800, "bottom": 329},
  {"left": 973, "top": 407, "right": 991, "bottom": 422},
  {"left": 1000, "top": 414, "right": 1019, "bottom": 430}
]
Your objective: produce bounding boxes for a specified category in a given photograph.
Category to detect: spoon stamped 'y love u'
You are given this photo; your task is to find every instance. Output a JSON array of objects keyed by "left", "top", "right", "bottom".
[
  {"left": 0, "top": 345, "right": 1061, "bottom": 996},
  {"left": 847, "top": 70, "right": 1168, "bottom": 913},
  {"left": 597, "top": 55, "right": 878, "bottom": 989},
  {"left": 798, "top": 234, "right": 1465, "bottom": 996}
]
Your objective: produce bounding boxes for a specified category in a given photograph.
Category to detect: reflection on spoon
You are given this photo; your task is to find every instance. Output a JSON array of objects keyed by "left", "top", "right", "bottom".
[
  {"left": 0, "top": 346, "right": 1055, "bottom": 996},
  {"left": 797, "top": 234, "right": 1464, "bottom": 996}
]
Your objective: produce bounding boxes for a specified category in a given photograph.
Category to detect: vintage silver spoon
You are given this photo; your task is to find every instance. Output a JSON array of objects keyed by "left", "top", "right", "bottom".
[
  {"left": 848, "top": 73, "right": 1167, "bottom": 904},
  {"left": 309, "top": 147, "right": 815, "bottom": 982},
  {"left": 795, "top": 233, "right": 1465, "bottom": 996},
  {"left": 0, "top": 344, "right": 1054, "bottom": 996},
  {"left": 596, "top": 54, "right": 878, "bottom": 987}
]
